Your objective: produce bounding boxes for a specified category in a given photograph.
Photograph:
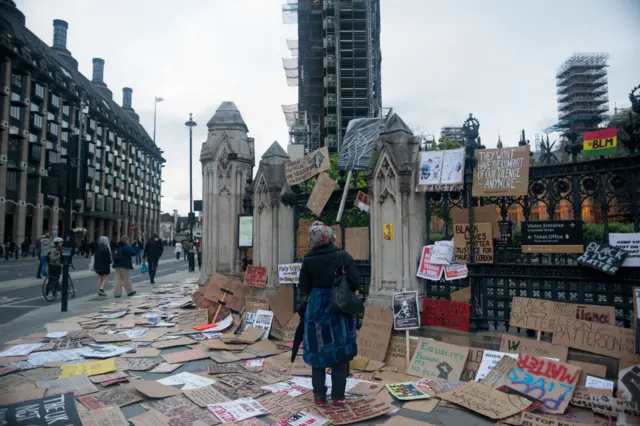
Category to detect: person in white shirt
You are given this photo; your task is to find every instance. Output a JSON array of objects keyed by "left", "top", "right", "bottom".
[{"left": 174, "top": 241, "right": 183, "bottom": 260}]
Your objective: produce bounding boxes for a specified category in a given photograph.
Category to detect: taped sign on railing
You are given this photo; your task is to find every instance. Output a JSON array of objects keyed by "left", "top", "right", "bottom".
[{"left": 277, "top": 263, "right": 301, "bottom": 285}]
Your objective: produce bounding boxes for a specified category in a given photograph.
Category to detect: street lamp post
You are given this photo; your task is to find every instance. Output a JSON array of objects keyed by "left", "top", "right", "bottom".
[{"left": 185, "top": 113, "right": 197, "bottom": 243}]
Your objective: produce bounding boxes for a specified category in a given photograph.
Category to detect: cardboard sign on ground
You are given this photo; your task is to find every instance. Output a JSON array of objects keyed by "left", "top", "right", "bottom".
[
  {"left": 453, "top": 222, "right": 494, "bottom": 264},
  {"left": 506, "top": 354, "right": 581, "bottom": 414},
  {"left": 520, "top": 412, "right": 592, "bottom": 426},
  {"left": 617, "top": 365, "right": 640, "bottom": 402},
  {"left": 383, "top": 336, "right": 419, "bottom": 371},
  {"left": 162, "top": 347, "right": 211, "bottom": 364},
  {"left": 438, "top": 381, "right": 531, "bottom": 420},
  {"left": 406, "top": 338, "right": 468, "bottom": 381},
  {"left": 131, "top": 380, "right": 181, "bottom": 398},
  {"left": 461, "top": 347, "right": 484, "bottom": 381},
  {"left": 472, "top": 145, "right": 530, "bottom": 197},
  {"left": 509, "top": 297, "right": 615, "bottom": 333},
  {"left": 356, "top": 307, "right": 394, "bottom": 362},
  {"left": 499, "top": 335, "right": 568, "bottom": 362},
  {"left": 567, "top": 361, "right": 607, "bottom": 388},
  {"left": 270, "top": 313, "right": 299, "bottom": 342},
  {"left": 152, "top": 337, "right": 197, "bottom": 349},
  {"left": 269, "top": 285, "right": 294, "bottom": 328},
  {"left": 316, "top": 396, "right": 393, "bottom": 425},
  {"left": 552, "top": 316, "right": 639, "bottom": 361},
  {"left": 306, "top": 171, "right": 336, "bottom": 217}
]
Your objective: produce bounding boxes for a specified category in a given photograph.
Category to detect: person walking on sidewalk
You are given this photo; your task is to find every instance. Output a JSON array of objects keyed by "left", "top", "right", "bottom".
[
  {"left": 184, "top": 240, "right": 195, "bottom": 272},
  {"left": 174, "top": 240, "right": 183, "bottom": 260},
  {"left": 143, "top": 234, "right": 163, "bottom": 284},
  {"left": 94, "top": 236, "right": 112, "bottom": 297},
  {"left": 37, "top": 233, "right": 52, "bottom": 278},
  {"left": 196, "top": 239, "right": 202, "bottom": 270},
  {"left": 299, "top": 221, "right": 359, "bottom": 407},
  {"left": 112, "top": 236, "right": 137, "bottom": 298}
]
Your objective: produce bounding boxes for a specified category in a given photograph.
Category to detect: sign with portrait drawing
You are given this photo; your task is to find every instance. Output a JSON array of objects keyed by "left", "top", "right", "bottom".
[{"left": 392, "top": 291, "right": 420, "bottom": 330}]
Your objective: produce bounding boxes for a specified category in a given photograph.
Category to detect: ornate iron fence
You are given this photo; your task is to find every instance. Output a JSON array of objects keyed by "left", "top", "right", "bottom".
[{"left": 423, "top": 112, "right": 640, "bottom": 333}]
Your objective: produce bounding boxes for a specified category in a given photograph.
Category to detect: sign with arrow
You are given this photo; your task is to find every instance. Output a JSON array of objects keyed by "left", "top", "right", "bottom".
[{"left": 521, "top": 220, "right": 584, "bottom": 254}]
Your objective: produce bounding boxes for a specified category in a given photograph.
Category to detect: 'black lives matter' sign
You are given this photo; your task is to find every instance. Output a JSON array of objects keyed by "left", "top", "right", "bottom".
[{"left": 577, "top": 242, "right": 629, "bottom": 275}]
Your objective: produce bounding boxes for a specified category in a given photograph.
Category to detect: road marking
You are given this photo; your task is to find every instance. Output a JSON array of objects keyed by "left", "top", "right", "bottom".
[
  {"left": 4, "top": 296, "right": 44, "bottom": 305},
  {"left": 0, "top": 305, "right": 42, "bottom": 308}
]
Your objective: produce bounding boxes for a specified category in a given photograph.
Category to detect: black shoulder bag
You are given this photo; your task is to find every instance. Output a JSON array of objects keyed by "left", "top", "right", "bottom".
[{"left": 328, "top": 250, "right": 365, "bottom": 315}]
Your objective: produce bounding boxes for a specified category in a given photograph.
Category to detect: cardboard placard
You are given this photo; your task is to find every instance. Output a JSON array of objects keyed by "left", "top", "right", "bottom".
[
  {"left": 452, "top": 206, "right": 500, "bottom": 237},
  {"left": 383, "top": 336, "right": 418, "bottom": 371},
  {"left": 59, "top": 358, "right": 116, "bottom": 378},
  {"left": 450, "top": 286, "right": 471, "bottom": 302},
  {"left": 438, "top": 381, "right": 531, "bottom": 420},
  {"left": 128, "top": 409, "right": 172, "bottom": 426},
  {"left": 506, "top": 354, "right": 581, "bottom": 414},
  {"left": 244, "top": 265, "right": 268, "bottom": 288},
  {"left": 176, "top": 309, "right": 209, "bottom": 331},
  {"left": 123, "top": 358, "right": 160, "bottom": 372},
  {"left": 406, "top": 338, "right": 468, "bottom": 380},
  {"left": 255, "top": 392, "right": 317, "bottom": 420},
  {"left": 141, "top": 394, "right": 220, "bottom": 426},
  {"left": 570, "top": 391, "right": 640, "bottom": 418},
  {"left": 162, "top": 347, "right": 211, "bottom": 364},
  {"left": 284, "top": 146, "right": 330, "bottom": 186},
  {"left": 472, "top": 145, "right": 530, "bottom": 197},
  {"left": 0, "top": 393, "right": 82, "bottom": 426},
  {"left": 618, "top": 365, "right": 640, "bottom": 402},
  {"left": 270, "top": 313, "right": 299, "bottom": 342},
  {"left": 356, "top": 307, "right": 394, "bottom": 362},
  {"left": 80, "top": 406, "right": 129, "bottom": 426},
  {"left": 269, "top": 285, "right": 294, "bottom": 328},
  {"left": 422, "top": 298, "right": 471, "bottom": 332},
  {"left": 520, "top": 411, "right": 592, "bottom": 426},
  {"left": 567, "top": 361, "right": 607, "bottom": 388},
  {"left": 552, "top": 315, "right": 639, "bottom": 361},
  {"left": 509, "top": 297, "right": 615, "bottom": 333},
  {"left": 392, "top": 291, "right": 420, "bottom": 330},
  {"left": 461, "top": 347, "right": 484, "bottom": 381},
  {"left": 40, "top": 374, "right": 98, "bottom": 397},
  {"left": 183, "top": 385, "right": 231, "bottom": 407},
  {"left": 77, "top": 387, "right": 142, "bottom": 409},
  {"left": 482, "top": 356, "right": 517, "bottom": 389},
  {"left": 131, "top": 380, "right": 181, "bottom": 399},
  {"left": 277, "top": 263, "right": 302, "bottom": 285},
  {"left": 202, "top": 273, "right": 247, "bottom": 313},
  {"left": 306, "top": 171, "right": 336, "bottom": 216},
  {"left": 476, "top": 351, "right": 518, "bottom": 381},
  {"left": 577, "top": 242, "right": 628, "bottom": 275},
  {"left": 345, "top": 227, "right": 370, "bottom": 261},
  {"left": 151, "top": 337, "right": 197, "bottom": 349},
  {"left": 454, "top": 222, "right": 494, "bottom": 264},
  {"left": 316, "top": 396, "right": 393, "bottom": 425},
  {"left": 499, "top": 335, "right": 568, "bottom": 362}
]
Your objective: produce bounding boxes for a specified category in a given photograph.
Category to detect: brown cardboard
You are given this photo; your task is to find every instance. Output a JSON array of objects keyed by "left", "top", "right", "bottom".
[
  {"left": 461, "top": 347, "right": 484, "bottom": 381},
  {"left": 316, "top": 396, "right": 394, "bottom": 425},
  {"left": 438, "top": 381, "right": 531, "bottom": 420},
  {"left": 162, "top": 347, "right": 211, "bottom": 364},
  {"left": 450, "top": 286, "right": 471, "bottom": 303},
  {"left": 131, "top": 380, "right": 181, "bottom": 398},
  {"left": 77, "top": 387, "right": 142, "bottom": 409},
  {"left": 452, "top": 205, "right": 500, "bottom": 237},
  {"left": 552, "top": 315, "right": 640, "bottom": 361},
  {"left": 270, "top": 313, "right": 299, "bottom": 342},
  {"left": 406, "top": 338, "right": 469, "bottom": 381},
  {"left": 221, "top": 326, "right": 264, "bottom": 344},
  {"left": 571, "top": 390, "right": 640, "bottom": 418},
  {"left": 201, "top": 339, "right": 246, "bottom": 351},
  {"left": 506, "top": 354, "right": 581, "bottom": 414},
  {"left": 618, "top": 365, "right": 640, "bottom": 402},
  {"left": 383, "top": 336, "right": 418, "bottom": 371},
  {"left": 306, "top": 171, "right": 336, "bottom": 216},
  {"left": 128, "top": 409, "right": 172, "bottom": 426},
  {"left": 121, "top": 348, "right": 161, "bottom": 358},
  {"left": 472, "top": 145, "right": 530, "bottom": 197},
  {"left": 345, "top": 227, "right": 370, "bottom": 261},
  {"left": 499, "top": 335, "right": 568, "bottom": 361},
  {"left": 482, "top": 356, "right": 517, "bottom": 389},
  {"left": 269, "top": 286, "right": 294, "bottom": 328},
  {"left": 357, "top": 306, "right": 394, "bottom": 362},
  {"left": 79, "top": 406, "right": 129, "bottom": 426},
  {"left": 176, "top": 309, "right": 208, "bottom": 331},
  {"left": 296, "top": 219, "right": 315, "bottom": 259},
  {"left": 151, "top": 337, "right": 197, "bottom": 349},
  {"left": 567, "top": 360, "right": 607, "bottom": 387},
  {"left": 520, "top": 412, "right": 592, "bottom": 426},
  {"left": 454, "top": 222, "right": 494, "bottom": 264},
  {"left": 402, "top": 398, "right": 440, "bottom": 413},
  {"left": 183, "top": 385, "right": 231, "bottom": 407},
  {"left": 41, "top": 374, "right": 99, "bottom": 397},
  {"left": 509, "top": 297, "right": 615, "bottom": 333},
  {"left": 284, "top": 146, "right": 330, "bottom": 186}
]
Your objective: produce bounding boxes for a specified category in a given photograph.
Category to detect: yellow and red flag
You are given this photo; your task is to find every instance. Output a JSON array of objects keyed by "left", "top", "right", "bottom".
[{"left": 583, "top": 128, "right": 617, "bottom": 157}]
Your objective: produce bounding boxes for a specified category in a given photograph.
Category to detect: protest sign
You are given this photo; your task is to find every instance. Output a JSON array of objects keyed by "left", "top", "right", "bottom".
[
  {"left": 482, "top": 356, "right": 517, "bottom": 389},
  {"left": 345, "top": 227, "right": 369, "bottom": 261},
  {"left": 279, "top": 412, "right": 330, "bottom": 426},
  {"left": 570, "top": 391, "right": 640, "bottom": 418},
  {"left": 59, "top": 358, "right": 116, "bottom": 378},
  {"left": 583, "top": 128, "right": 617, "bottom": 157},
  {"left": 244, "top": 265, "right": 268, "bottom": 288},
  {"left": 316, "top": 396, "right": 392, "bottom": 425},
  {"left": 415, "top": 148, "right": 465, "bottom": 192},
  {"left": 336, "top": 118, "right": 381, "bottom": 171},
  {"left": 454, "top": 222, "right": 494, "bottom": 264},
  {"left": 450, "top": 286, "right": 471, "bottom": 302},
  {"left": 207, "top": 397, "right": 268, "bottom": 423},
  {"left": 475, "top": 350, "right": 518, "bottom": 381},
  {"left": 584, "top": 376, "right": 614, "bottom": 393},
  {"left": 520, "top": 411, "right": 592, "bottom": 426},
  {"left": 41, "top": 374, "right": 98, "bottom": 397},
  {"left": 552, "top": 315, "right": 639, "bottom": 360},
  {"left": 452, "top": 205, "right": 500, "bottom": 236},
  {"left": 157, "top": 372, "right": 215, "bottom": 391},
  {"left": 270, "top": 313, "right": 299, "bottom": 342},
  {"left": 142, "top": 394, "right": 220, "bottom": 425},
  {"left": 618, "top": 365, "right": 640, "bottom": 402},
  {"left": 383, "top": 336, "right": 419, "bottom": 371},
  {"left": 422, "top": 298, "right": 470, "bottom": 332},
  {"left": 392, "top": 291, "right": 420, "bottom": 330},
  {"left": 269, "top": 285, "right": 294, "bottom": 328},
  {"left": 255, "top": 392, "right": 316, "bottom": 420},
  {"left": 0, "top": 392, "right": 82, "bottom": 426},
  {"left": 566, "top": 360, "right": 607, "bottom": 388},
  {"left": 277, "top": 263, "right": 301, "bottom": 285},
  {"left": 183, "top": 385, "right": 231, "bottom": 408},
  {"left": 416, "top": 245, "right": 444, "bottom": 281},
  {"left": 472, "top": 145, "right": 530, "bottom": 197},
  {"left": 252, "top": 309, "right": 274, "bottom": 340},
  {"left": 509, "top": 297, "right": 615, "bottom": 333},
  {"left": 406, "top": 337, "right": 468, "bottom": 380},
  {"left": 609, "top": 233, "right": 640, "bottom": 267},
  {"left": 356, "top": 307, "right": 394, "bottom": 362},
  {"left": 77, "top": 387, "right": 142, "bottom": 409},
  {"left": 577, "top": 242, "right": 628, "bottom": 275},
  {"left": 499, "top": 335, "right": 568, "bottom": 362},
  {"left": 238, "top": 215, "right": 253, "bottom": 248},
  {"left": 460, "top": 347, "right": 484, "bottom": 381},
  {"left": 431, "top": 240, "right": 454, "bottom": 265},
  {"left": 355, "top": 191, "right": 371, "bottom": 212},
  {"left": 506, "top": 354, "right": 581, "bottom": 414},
  {"left": 385, "top": 382, "right": 430, "bottom": 400},
  {"left": 445, "top": 264, "right": 468, "bottom": 281},
  {"left": 285, "top": 146, "right": 330, "bottom": 186},
  {"left": 306, "top": 172, "right": 336, "bottom": 216},
  {"left": 79, "top": 406, "right": 128, "bottom": 426},
  {"left": 438, "top": 381, "right": 531, "bottom": 420}
]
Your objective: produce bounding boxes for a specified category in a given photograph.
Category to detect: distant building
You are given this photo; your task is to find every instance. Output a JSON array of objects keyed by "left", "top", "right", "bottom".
[{"left": 440, "top": 126, "right": 465, "bottom": 145}]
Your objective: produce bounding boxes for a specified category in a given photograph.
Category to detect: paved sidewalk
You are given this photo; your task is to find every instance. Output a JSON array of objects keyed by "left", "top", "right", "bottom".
[
  {"left": 0, "top": 258, "right": 181, "bottom": 292},
  {"left": 0, "top": 269, "right": 198, "bottom": 344}
]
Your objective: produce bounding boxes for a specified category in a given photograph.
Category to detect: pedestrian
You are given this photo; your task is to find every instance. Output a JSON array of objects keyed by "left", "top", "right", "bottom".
[
  {"left": 183, "top": 241, "right": 188, "bottom": 262},
  {"left": 37, "top": 233, "right": 52, "bottom": 278},
  {"left": 21, "top": 240, "right": 28, "bottom": 258},
  {"left": 196, "top": 239, "right": 202, "bottom": 270},
  {"left": 298, "top": 221, "right": 359, "bottom": 407},
  {"left": 7, "top": 240, "right": 14, "bottom": 260},
  {"left": 112, "top": 236, "right": 136, "bottom": 298},
  {"left": 143, "top": 234, "right": 163, "bottom": 284},
  {"left": 94, "top": 236, "right": 112, "bottom": 297},
  {"left": 186, "top": 240, "right": 195, "bottom": 272},
  {"left": 174, "top": 240, "right": 182, "bottom": 260},
  {"left": 132, "top": 239, "right": 142, "bottom": 266}
]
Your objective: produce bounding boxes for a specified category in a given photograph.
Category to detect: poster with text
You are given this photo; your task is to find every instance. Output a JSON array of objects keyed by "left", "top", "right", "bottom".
[
  {"left": 608, "top": 233, "right": 640, "bottom": 267},
  {"left": 406, "top": 337, "right": 469, "bottom": 380},
  {"left": 472, "top": 145, "right": 530, "bottom": 197},
  {"left": 0, "top": 392, "right": 82, "bottom": 426},
  {"left": 392, "top": 291, "right": 420, "bottom": 330},
  {"left": 336, "top": 118, "right": 381, "bottom": 171},
  {"left": 416, "top": 148, "right": 465, "bottom": 192},
  {"left": 285, "top": 146, "right": 330, "bottom": 186},
  {"left": 416, "top": 245, "right": 444, "bottom": 281},
  {"left": 244, "top": 265, "right": 268, "bottom": 288},
  {"left": 238, "top": 215, "right": 253, "bottom": 248},
  {"left": 277, "top": 263, "right": 302, "bottom": 285},
  {"left": 453, "top": 222, "right": 494, "bottom": 264},
  {"left": 422, "top": 297, "right": 471, "bottom": 332}
]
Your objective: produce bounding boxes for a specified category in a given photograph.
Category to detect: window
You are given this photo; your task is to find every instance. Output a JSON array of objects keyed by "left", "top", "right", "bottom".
[
  {"left": 89, "top": 119, "right": 96, "bottom": 130},
  {"left": 9, "top": 105, "right": 22, "bottom": 120},
  {"left": 61, "top": 131, "right": 68, "bottom": 143},
  {"left": 30, "top": 103, "right": 39, "bottom": 113},
  {"left": 50, "top": 93, "right": 60, "bottom": 108},
  {"left": 48, "top": 122, "right": 59, "bottom": 136},
  {"left": 62, "top": 105, "right": 70, "bottom": 117},
  {"left": 32, "top": 114, "right": 43, "bottom": 129},
  {"left": 29, "top": 133, "right": 38, "bottom": 143},
  {"left": 11, "top": 74, "right": 22, "bottom": 88},
  {"left": 34, "top": 83, "right": 45, "bottom": 99},
  {"left": 7, "top": 171, "right": 19, "bottom": 192},
  {"left": 59, "top": 67, "right": 72, "bottom": 79}
]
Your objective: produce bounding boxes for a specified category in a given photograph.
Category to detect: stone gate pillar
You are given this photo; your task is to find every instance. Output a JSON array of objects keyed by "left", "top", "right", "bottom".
[
  {"left": 367, "top": 113, "right": 425, "bottom": 307},
  {"left": 200, "top": 102, "right": 254, "bottom": 283},
  {"left": 252, "top": 142, "right": 294, "bottom": 296}
]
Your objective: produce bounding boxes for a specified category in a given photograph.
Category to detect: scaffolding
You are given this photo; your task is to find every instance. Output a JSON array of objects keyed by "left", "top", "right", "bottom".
[
  {"left": 282, "top": 0, "right": 298, "bottom": 24},
  {"left": 548, "top": 53, "right": 610, "bottom": 134},
  {"left": 282, "top": 57, "right": 299, "bottom": 87}
]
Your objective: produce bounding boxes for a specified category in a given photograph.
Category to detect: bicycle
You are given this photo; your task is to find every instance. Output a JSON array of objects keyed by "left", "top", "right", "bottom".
[{"left": 42, "top": 264, "right": 76, "bottom": 302}]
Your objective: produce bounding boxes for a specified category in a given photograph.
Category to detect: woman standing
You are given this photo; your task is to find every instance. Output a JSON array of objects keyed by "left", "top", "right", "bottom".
[
  {"left": 299, "top": 221, "right": 360, "bottom": 407},
  {"left": 174, "top": 240, "right": 183, "bottom": 260},
  {"left": 93, "top": 236, "right": 112, "bottom": 296}
]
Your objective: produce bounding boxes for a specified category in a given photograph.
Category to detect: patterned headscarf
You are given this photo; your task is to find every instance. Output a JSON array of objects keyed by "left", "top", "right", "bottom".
[{"left": 308, "top": 221, "right": 336, "bottom": 249}]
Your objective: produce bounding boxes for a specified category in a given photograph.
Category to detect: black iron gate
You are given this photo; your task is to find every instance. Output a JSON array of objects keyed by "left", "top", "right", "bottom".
[{"left": 423, "top": 113, "right": 640, "bottom": 332}]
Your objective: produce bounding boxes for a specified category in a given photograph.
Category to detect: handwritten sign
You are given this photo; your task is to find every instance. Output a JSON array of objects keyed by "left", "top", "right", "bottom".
[
  {"left": 284, "top": 146, "right": 330, "bottom": 186},
  {"left": 238, "top": 215, "right": 253, "bottom": 248},
  {"left": 506, "top": 354, "right": 581, "bottom": 413},
  {"left": 454, "top": 222, "right": 494, "bottom": 264},
  {"left": 577, "top": 242, "right": 628, "bottom": 275},
  {"left": 406, "top": 337, "right": 468, "bottom": 380},
  {"left": 475, "top": 351, "right": 518, "bottom": 381},
  {"left": 472, "top": 145, "right": 530, "bottom": 197},
  {"left": 552, "top": 316, "right": 639, "bottom": 360},
  {"left": 59, "top": 358, "right": 116, "bottom": 378},
  {"left": 0, "top": 393, "right": 82, "bottom": 426},
  {"left": 509, "top": 297, "right": 615, "bottom": 333},
  {"left": 609, "top": 233, "right": 640, "bottom": 267},
  {"left": 422, "top": 298, "right": 470, "bottom": 332},
  {"left": 356, "top": 307, "right": 394, "bottom": 362},
  {"left": 277, "top": 263, "right": 301, "bottom": 285},
  {"left": 438, "top": 381, "right": 530, "bottom": 420},
  {"left": 499, "top": 335, "right": 568, "bottom": 362},
  {"left": 244, "top": 265, "right": 268, "bottom": 288},
  {"left": 461, "top": 348, "right": 484, "bottom": 381},
  {"left": 384, "top": 336, "right": 419, "bottom": 371},
  {"left": 306, "top": 172, "right": 336, "bottom": 217}
]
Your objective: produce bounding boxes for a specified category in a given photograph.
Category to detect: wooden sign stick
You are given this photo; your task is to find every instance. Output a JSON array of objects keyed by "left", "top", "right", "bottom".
[
  {"left": 402, "top": 283, "right": 410, "bottom": 367},
  {"left": 335, "top": 170, "right": 353, "bottom": 223},
  {"left": 536, "top": 330, "right": 541, "bottom": 341},
  {"left": 212, "top": 288, "right": 233, "bottom": 324},
  {"left": 240, "top": 286, "right": 255, "bottom": 322}
]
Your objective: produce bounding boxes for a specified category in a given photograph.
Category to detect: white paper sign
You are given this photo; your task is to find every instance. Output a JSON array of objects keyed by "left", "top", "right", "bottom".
[
  {"left": 278, "top": 263, "right": 302, "bottom": 285},
  {"left": 12, "top": 348, "right": 85, "bottom": 369},
  {"left": 243, "top": 359, "right": 264, "bottom": 368},
  {"left": 242, "top": 313, "right": 256, "bottom": 331},
  {"left": 157, "top": 372, "right": 215, "bottom": 390},
  {"left": 239, "top": 216, "right": 253, "bottom": 248},
  {"left": 609, "top": 233, "right": 640, "bottom": 267},
  {"left": 261, "top": 380, "right": 313, "bottom": 397},
  {"left": 99, "top": 311, "right": 128, "bottom": 319},
  {"left": 79, "top": 344, "right": 134, "bottom": 359},
  {"left": 253, "top": 309, "right": 274, "bottom": 340},
  {"left": 585, "top": 375, "right": 614, "bottom": 391},
  {"left": 441, "top": 148, "right": 465, "bottom": 184},
  {"left": 431, "top": 240, "right": 454, "bottom": 265},
  {"left": 475, "top": 350, "right": 518, "bottom": 381},
  {"left": 284, "top": 412, "right": 331, "bottom": 426},
  {"left": 0, "top": 343, "right": 45, "bottom": 357},
  {"left": 444, "top": 263, "right": 469, "bottom": 281},
  {"left": 207, "top": 397, "right": 268, "bottom": 423}
]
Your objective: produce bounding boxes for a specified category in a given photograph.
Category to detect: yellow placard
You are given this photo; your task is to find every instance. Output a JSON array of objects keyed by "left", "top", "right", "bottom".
[
  {"left": 59, "top": 358, "right": 116, "bottom": 378},
  {"left": 383, "top": 224, "right": 394, "bottom": 241}
]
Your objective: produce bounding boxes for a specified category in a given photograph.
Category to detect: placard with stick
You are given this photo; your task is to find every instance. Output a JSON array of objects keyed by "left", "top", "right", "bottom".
[{"left": 392, "top": 291, "right": 420, "bottom": 330}]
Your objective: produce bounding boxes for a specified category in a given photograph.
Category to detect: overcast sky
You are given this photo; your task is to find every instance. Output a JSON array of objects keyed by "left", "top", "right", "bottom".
[{"left": 16, "top": 0, "right": 640, "bottom": 214}]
